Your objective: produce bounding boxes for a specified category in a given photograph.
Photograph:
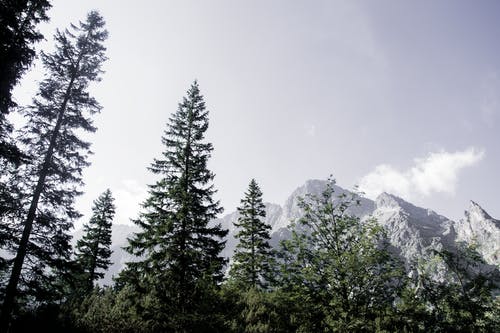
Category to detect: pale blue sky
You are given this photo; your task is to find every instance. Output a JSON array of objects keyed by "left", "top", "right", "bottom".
[{"left": 13, "top": 0, "right": 500, "bottom": 227}]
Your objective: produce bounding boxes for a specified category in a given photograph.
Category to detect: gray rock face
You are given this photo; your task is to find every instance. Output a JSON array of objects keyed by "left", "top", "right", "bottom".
[
  {"left": 105, "top": 224, "right": 140, "bottom": 285},
  {"left": 213, "top": 203, "right": 283, "bottom": 271},
  {"left": 73, "top": 179, "right": 499, "bottom": 286},
  {"left": 454, "top": 201, "right": 500, "bottom": 266},
  {"left": 216, "top": 203, "right": 282, "bottom": 260},
  {"left": 271, "top": 179, "right": 374, "bottom": 234},
  {"left": 268, "top": 179, "right": 375, "bottom": 249},
  {"left": 372, "top": 192, "right": 457, "bottom": 265}
]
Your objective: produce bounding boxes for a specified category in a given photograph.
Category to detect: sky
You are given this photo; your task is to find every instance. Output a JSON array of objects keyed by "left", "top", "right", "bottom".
[{"left": 12, "top": 0, "right": 500, "bottom": 228}]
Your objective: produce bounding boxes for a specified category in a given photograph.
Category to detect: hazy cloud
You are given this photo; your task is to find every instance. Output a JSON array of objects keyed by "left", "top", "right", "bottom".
[
  {"left": 114, "top": 179, "right": 148, "bottom": 225},
  {"left": 359, "top": 148, "right": 485, "bottom": 200}
]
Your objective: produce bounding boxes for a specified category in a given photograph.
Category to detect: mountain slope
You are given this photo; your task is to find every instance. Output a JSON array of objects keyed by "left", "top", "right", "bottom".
[
  {"left": 73, "top": 179, "right": 500, "bottom": 285},
  {"left": 372, "top": 192, "right": 457, "bottom": 264},
  {"left": 454, "top": 201, "right": 500, "bottom": 266}
]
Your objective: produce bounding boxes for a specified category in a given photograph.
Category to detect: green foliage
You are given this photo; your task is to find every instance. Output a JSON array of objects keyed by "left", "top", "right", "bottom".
[
  {"left": 0, "top": 0, "right": 51, "bottom": 279},
  {"left": 402, "top": 242, "right": 500, "bottom": 332},
  {"left": 75, "top": 189, "right": 115, "bottom": 291},
  {"left": 70, "top": 286, "right": 145, "bottom": 333},
  {"left": 0, "top": 0, "right": 51, "bottom": 114},
  {"left": 0, "top": 8, "right": 498, "bottom": 327},
  {"left": 221, "top": 286, "right": 295, "bottom": 333},
  {"left": 119, "top": 81, "right": 228, "bottom": 331},
  {"left": 276, "top": 178, "right": 405, "bottom": 331},
  {"left": 0, "top": 10, "right": 108, "bottom": 323},
  {"left": 229, "top": 179, "right": 274, "bottom": 289}
]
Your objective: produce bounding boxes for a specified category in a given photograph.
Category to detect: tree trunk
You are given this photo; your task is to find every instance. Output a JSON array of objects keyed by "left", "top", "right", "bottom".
[{"left": 0, "top": 73, "right": 76, "bottom": 332}]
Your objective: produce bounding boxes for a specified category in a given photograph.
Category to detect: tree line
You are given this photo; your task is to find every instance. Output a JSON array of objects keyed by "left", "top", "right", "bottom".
[{"left": 0, "top": 3, "right": 499, "bottom": 333}]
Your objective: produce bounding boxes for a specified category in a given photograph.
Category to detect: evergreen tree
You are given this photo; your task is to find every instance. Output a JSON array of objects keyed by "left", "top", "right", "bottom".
[
  {"left": 0, "top": 11, "right": 107, "bottom": 329},
  {"left": 0, "top": 0, "right": 51, "bottom": 115},
  {"left": 0, "top": 0, "right": 51, "bottom": 258},
  {"left": 229, "top": 179, "right": 274, "bottom": 289},
  {"left": 120, "top": 82, "right": 227, "bottom": 331},
  {"left": 75, "top": 189, "right": 115, "bottom": 291}
]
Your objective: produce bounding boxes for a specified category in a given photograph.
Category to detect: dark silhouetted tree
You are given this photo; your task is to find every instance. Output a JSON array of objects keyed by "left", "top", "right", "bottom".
[
  {"left": 75, "top": 189, "right": 115, "bottom": 291},
  {"left": 0, "top": 11, "right": 107, "bottom": 329},
  {"left": 0, "top": 0, "right": 51, "bottom": 261},
  {"left": 120, "top": 81, "right": 227, "bottom": 332},
  {"left": 229, "top": 179, "right": 274, "bottom": 289},
  {"left": 0, "top": 0, "right": 51, "bottom": 168},
  {"left": 0, "top": 0, "right": 51, "bottom": 115}
]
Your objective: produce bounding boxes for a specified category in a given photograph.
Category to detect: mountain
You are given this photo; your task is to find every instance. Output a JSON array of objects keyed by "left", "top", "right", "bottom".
[
  {"left": 73, "top": 179, "right": 500, "bottom": 286},
  {"left": 72, "top": 224, "right": 139, "bottom": 286},
  {"left": 217, "top": 203, "right": 283, "bottom": 260},
  {"left": 454, "top": 201, "right": 500, "bottom": 266},
  {"left": 372, "top": 192, "right": 457, "bottom": 265}
]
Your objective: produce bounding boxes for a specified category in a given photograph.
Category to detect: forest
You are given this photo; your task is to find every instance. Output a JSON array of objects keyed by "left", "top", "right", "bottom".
[{"left": 0, "top": 3, "right": 499, "bottom": 333}]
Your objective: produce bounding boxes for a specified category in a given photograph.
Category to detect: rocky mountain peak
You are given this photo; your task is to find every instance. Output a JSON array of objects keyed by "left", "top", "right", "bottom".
[
  {"left": 455, "top": 200, "right": 500, "bottom": 265},
  {"left": 466, "top": 200, "right": 493, "bottom": 221},
  {"left": 77, "top": 179, "right": 499, "bottom": 286},
  {"left": 375, "top": 192, "right": 404, "bottom": 209}
]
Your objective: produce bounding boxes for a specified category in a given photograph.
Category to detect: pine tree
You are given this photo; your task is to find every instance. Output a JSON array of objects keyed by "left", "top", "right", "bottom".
[
  {"left": 75, "top": 189, "right": 115, "bottom": 291},
  {"left": 0, "top": 11, "right": 107, "bottom": 329},
  {"left": 120, "top": 82, "right": 227, "bottom": 331},
  {"left": 229, "top": 179, "right": 274, "bottom": 289}
]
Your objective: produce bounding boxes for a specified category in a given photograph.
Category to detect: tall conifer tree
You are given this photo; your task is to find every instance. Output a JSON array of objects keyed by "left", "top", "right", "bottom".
[
  {"left": 0, "top": 11, "right": 107, "bottom": 328},
  {"left": 75, "top": 189, "right": 115, "bottom": 291},
  {"left": 0, "top": 0, "right": 51, "bottom": 115},
  {"left": 229, "top": 179, "right": 274, "bottom": 289},
  {"left": 121, "top": 82, "right": 227, "bottom": 331},
  {"left": 0, "top": 0, "right": 51, "bottom": 245}
]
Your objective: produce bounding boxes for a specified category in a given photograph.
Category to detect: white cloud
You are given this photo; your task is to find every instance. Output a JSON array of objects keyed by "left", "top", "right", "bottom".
[
  {"left": 358, "top": 164, "right": 413, "bottom": 199},
  {"left": 358, "top": 148, "right": 485, "bottom": 200},
  {"left": 114, "top": 179, "right": 148, "bottom": 225}
]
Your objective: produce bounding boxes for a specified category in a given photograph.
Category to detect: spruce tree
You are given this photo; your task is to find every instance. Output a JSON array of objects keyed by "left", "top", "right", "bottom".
[
  {"left": 121, "top": 82, "right": 227, "bottom": 331},
  {"left": 229, "top": 179, "right": 274, "bottom": 289},
  {"left": 0, "top": 0, "right": 51, "bottom": 115},
  {"left": 0, "top": 0, "right": 51, "bottom": 246},
  {"left": 0, "top": 11, "right": 107, "bottom": 329},
  {"left": 75, "top": 189, "right": 115, "bottom": 291}
]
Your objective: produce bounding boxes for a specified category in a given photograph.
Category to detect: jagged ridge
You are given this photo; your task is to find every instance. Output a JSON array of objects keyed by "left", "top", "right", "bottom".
[{"left": 80, "top": 179, "right": 500, "bottom": 285}]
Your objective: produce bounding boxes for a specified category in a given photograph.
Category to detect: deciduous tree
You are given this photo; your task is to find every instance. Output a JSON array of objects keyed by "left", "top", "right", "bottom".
[{"left": 276, "top": 178, "right": 404, "bottom": 331}]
